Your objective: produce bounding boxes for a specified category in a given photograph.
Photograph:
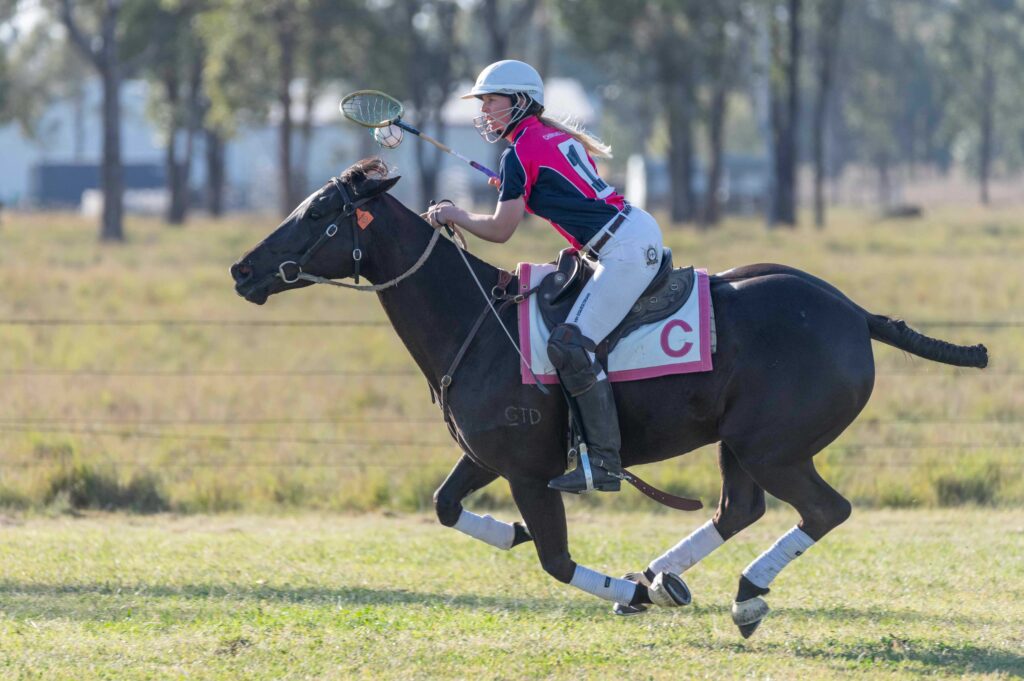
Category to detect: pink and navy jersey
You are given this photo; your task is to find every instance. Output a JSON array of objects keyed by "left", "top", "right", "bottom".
[{"left": 498, "top": 116, "right": 626, "bottom": 249}]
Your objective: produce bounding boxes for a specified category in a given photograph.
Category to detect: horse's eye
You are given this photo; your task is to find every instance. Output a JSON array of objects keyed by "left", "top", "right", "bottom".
[{"left": 308, "top": 209, "right": 321, "bottom": 220}]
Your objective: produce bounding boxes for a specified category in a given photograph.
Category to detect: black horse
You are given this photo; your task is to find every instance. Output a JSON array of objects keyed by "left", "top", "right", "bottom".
[{"left": 231, "top": 161, "right": 987, "bottom": 636}]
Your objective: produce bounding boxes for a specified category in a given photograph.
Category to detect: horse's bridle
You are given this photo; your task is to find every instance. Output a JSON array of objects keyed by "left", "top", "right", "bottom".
[
  {"left": 269, "top": 177, "right": 444, "bottom": 293},
  {"left": 277, "top": 177, "right": 374, "bottom": 286}
]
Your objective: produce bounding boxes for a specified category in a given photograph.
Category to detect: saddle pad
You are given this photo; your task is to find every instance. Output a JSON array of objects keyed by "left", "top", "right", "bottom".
[{"left": 518, "top": 263, "right": 714, "bottom": 384}]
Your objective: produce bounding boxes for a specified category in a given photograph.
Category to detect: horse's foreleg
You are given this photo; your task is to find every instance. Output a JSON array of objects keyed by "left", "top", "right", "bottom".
[
  {"left": 731, "top": 458, "right": 852, "bottom": 638},
  {"left": 434, "top": 454, "right": 531, "bottom": 550},
  {"left": 508, "top": 478, "right": 690, "bottom": 609}
]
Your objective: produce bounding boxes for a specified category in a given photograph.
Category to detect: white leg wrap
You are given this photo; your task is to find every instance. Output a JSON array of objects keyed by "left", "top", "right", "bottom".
[
  {"left": 648, "top": 520, "right": 724, "bottom": 575},
  {"left": 452, "top": 509, "right": 516, "bottom": 550},
  {"left": 741, "top": 525, "right": 815, "bottom": 589},
  {"left": 570, "top": 565, "right": 638, "bottom": 604}
]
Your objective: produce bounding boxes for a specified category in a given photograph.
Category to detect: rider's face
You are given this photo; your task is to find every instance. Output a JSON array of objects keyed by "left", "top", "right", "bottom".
[{"left": 480, "top": 94, "right": 514, "bottom": 136}]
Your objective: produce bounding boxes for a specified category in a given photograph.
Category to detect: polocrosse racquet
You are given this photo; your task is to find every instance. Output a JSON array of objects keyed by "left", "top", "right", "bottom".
[{"left": 340, "top": 90, "right": 499, "bottom": 180}]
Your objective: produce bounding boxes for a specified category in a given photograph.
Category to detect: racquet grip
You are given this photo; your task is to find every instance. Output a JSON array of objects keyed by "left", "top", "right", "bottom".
[{"left": 471, "top": 161, "right": 499, "bottom": 180}]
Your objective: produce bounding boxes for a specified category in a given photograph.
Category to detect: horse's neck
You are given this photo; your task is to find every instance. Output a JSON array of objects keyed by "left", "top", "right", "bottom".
[{"left": 374, "top": 199, "right": 505, "bottom": 389}]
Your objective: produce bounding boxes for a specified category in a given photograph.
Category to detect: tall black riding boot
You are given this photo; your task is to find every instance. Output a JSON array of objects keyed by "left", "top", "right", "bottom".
[
  {"left": 546, "top": 323, "right": 623, "bottom": 494},
  {"left": 548, "top": 377, "right": 624, "bottom": 493}
]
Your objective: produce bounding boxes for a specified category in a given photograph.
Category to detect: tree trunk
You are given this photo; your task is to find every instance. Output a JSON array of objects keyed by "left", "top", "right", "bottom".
[
  {"left": 59, "top": 0, "right": 124, "bottom": 240},
  {"left": 876, "top": 154, "right": 890, "bottom": 206},
  {"left": 701, "top": 9, "right": 734, "bottom": 229},
  {"left": 415, "top": 118, "right": 442, "bottom": 202},
  {"left": 702, "top": 84, "right": 727, "bottom": 227},
  {"left": 813, "top": 0, "right": 843, "bottom": 229},
  {"left": 100, "top": 32, "right": 124, "bottom": 241},
  {"left": 770, "top": 0, "right": 801, "bottom": 227},
  {"left": 296, "top": 88, "right": 314, "bottom": 200},
  {"left": 978, "top": 39, "right": 995, "bottom": 205},
  {"left": 163, "top": 72, "right": 187, "bottom": 225},
  {"left": 481, "top": 0, "right": 508, "bottom": 62},
  {"left": 276, "top": 13, "right": 297, "bottom": 215},
  {"left": 205, "top": 128, "right": 226, "bottom": 217},
  {"left": 175, "top": 52, "right": 204, "bottom": 224},
  {"left": 656, "top": 36, "right": 695, "bottom": 225}
]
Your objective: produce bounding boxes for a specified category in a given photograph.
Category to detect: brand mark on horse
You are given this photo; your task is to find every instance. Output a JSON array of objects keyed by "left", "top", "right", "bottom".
[{"left": 505, "top": 406, "right": 542, "bottom": 426}]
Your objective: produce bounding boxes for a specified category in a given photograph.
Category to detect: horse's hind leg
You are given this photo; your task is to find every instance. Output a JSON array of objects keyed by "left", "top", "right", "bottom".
[
  {"left": 652, "top": 443, "right": 766, "bottom": 573},
  {"left": 434, "top": 454, "right": 531, "bottom": 550},
  {"left": 731, "top": 458, "right": 852, "bottom": 638},
  {"left": 614, "top": 443, "right": 765, "bottom": 615}
]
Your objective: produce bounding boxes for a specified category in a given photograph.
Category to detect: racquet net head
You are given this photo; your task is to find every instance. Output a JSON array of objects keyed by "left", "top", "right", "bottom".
[{"left": 339, "top": 90, "right": 404, "bottom": 128}]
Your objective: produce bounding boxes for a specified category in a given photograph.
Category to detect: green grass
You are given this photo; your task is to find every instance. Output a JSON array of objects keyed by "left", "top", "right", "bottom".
[
  {"left": 0, "top": 509, "right": 1021, "bottom": 679},
  {"left": 0, "top": 205, "right": 1022, "bottom": 511}
]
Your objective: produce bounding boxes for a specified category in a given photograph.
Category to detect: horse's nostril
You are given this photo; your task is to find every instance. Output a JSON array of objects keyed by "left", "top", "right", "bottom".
[{"left": 231, "top": 263, "right": 253, "bottom": 283}]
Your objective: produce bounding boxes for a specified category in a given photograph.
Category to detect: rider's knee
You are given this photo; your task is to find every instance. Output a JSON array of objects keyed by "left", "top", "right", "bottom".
[
  {"left": 433, "top": 485, "right": 463, "bottom": 527},
  {"left": 547, "top": 324, "right": 598, "bottom": 395}
]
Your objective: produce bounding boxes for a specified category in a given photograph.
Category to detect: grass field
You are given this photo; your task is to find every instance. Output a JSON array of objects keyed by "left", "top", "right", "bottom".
[
  {"left": 0, "top": 508, "right": 1021, "bottom": 679},
  {"left": 0, "top": 203, "right": 1022, "bottom": 678},
  {"left": 0, "top": 203, "right": 1022, "bottom": 511}
]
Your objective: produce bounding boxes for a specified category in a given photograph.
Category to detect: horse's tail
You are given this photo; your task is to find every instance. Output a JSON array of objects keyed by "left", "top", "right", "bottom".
[
  {"left": 866, "top": 315, "right": 988, "bottom": 368},
  {"left": 713, "top": 263, "right": 989, "bottom": 369}
]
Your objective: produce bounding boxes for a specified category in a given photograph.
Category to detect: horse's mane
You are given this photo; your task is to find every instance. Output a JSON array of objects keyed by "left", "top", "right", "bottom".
[{"left": 341, "top": 158, "right": 391, "bottom": 186}]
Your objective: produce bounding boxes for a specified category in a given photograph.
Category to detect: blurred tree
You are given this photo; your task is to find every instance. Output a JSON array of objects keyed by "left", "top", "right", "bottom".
[
  {"left": 128, "top": 0, "right": 208, "bottom": 224},
  {"left": 768, "top": 0, "right": 801, "bottom": 227},
  {"left": 810, "top": 0, "right": 844, "bottom": 228},
  {"left": 838, "top": 1, "right": 952, "bottom": 205},
  {"left": 943, "top": 0, "right": 1024, "bottom": 203},
  {"left": 54, "top": 0, "right": 149, "bottom": 241},
  {"left": 470, "top": 0, "right": 543, "bottom": 174},
  {"left": 0, "top": 0, "right": 15, "bottom": 124},
  {"left": 1, "top": 2, "right": 83, "bottom": 140},
  {"left": 475, "top": 0, "right": 539, "bottom": 64},
  {"left": 558, "top": 0, "right": 702, "bottom": 224},
  {"left": 698, "top": 0, "right": 745, "bottom": 227},
  {"left": 202, "top": 0, "right": 368, "bottom": 215},
  {"left": 395, "top": 0, "right": 468, "bottom": 203}
]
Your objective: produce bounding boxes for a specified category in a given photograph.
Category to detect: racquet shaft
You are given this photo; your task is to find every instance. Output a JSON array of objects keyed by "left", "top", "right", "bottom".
[{"left": 394, "top": 120, "right": 499, "bottom": 180}]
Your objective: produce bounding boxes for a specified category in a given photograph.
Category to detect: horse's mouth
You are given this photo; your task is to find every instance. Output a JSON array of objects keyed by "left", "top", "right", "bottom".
[{"left": 235, "top": 281, "right": 270, "bottom": 305}]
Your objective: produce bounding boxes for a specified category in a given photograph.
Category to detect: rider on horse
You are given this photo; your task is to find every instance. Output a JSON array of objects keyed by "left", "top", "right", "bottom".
[{"left": 427, "top": 60, "right": 667, "bottom": 494}]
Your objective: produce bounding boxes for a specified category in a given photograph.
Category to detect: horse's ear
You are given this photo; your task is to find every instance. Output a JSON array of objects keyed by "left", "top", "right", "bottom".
[
  {"left": 376, "top": 176, "right": 401, "bottom": 195},
  {"left": 358, "top": 175, "right": 401, "bottom": 198}
]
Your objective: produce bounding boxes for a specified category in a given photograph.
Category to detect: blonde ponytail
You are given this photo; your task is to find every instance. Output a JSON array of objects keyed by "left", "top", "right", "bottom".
[{"left": 538, "top": 113, "right": 613, "bottom": 160}]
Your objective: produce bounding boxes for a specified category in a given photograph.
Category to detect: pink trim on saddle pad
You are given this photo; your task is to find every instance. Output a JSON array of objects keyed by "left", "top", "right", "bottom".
[{"left": 517, "top": 263, "right": 714, "bottom": 385}]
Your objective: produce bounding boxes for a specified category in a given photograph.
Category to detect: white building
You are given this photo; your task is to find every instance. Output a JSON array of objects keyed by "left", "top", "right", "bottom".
[{"left": 0, "top": 77, "right": 599, "bottom": 214}]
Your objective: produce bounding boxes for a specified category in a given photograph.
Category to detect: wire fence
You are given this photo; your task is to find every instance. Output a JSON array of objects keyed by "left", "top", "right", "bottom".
[
  {"left": 1, "top": 318, "right": 1019, "bottom": 471},
  {"left": 1, "top": 318, "right": 1023, "bottom": 329}
]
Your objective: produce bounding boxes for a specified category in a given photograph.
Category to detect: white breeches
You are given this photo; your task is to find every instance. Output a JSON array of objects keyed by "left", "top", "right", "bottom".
[{"left": 567, "top": 207, "right": 664, "bottom": 345}]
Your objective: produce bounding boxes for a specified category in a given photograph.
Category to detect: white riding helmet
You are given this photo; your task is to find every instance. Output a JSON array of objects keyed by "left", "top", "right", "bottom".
[
  {"left": 461, "top": 59, "right": 545, "bottom": 106},
  {"left": 462, "top": 60, "right": 545, "bottom": 143}
]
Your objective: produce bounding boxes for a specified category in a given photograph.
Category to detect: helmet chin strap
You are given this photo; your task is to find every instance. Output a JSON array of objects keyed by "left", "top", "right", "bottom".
[
  {"left": 500, "top": 93, "right": 533, "bottom": 138},
  {"left": 473, "top": 93, "right": 536, "bottom": 143}
]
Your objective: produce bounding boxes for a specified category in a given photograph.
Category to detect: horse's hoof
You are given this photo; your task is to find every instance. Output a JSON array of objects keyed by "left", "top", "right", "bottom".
[
  {"left": 612, "top": 602, "right": 648, "bottom": 616},
  {"left": 731, "top": 596, "right": 769, "bottom": 638},
  {"left": 613, "top": 571, "right": 653, "bottom": 616},
  {"left": 737, "top": 620, "right": 762, "bottom": 639},
  {"left": 648, "top": 571, "right": 692, "bottom": 607}
]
